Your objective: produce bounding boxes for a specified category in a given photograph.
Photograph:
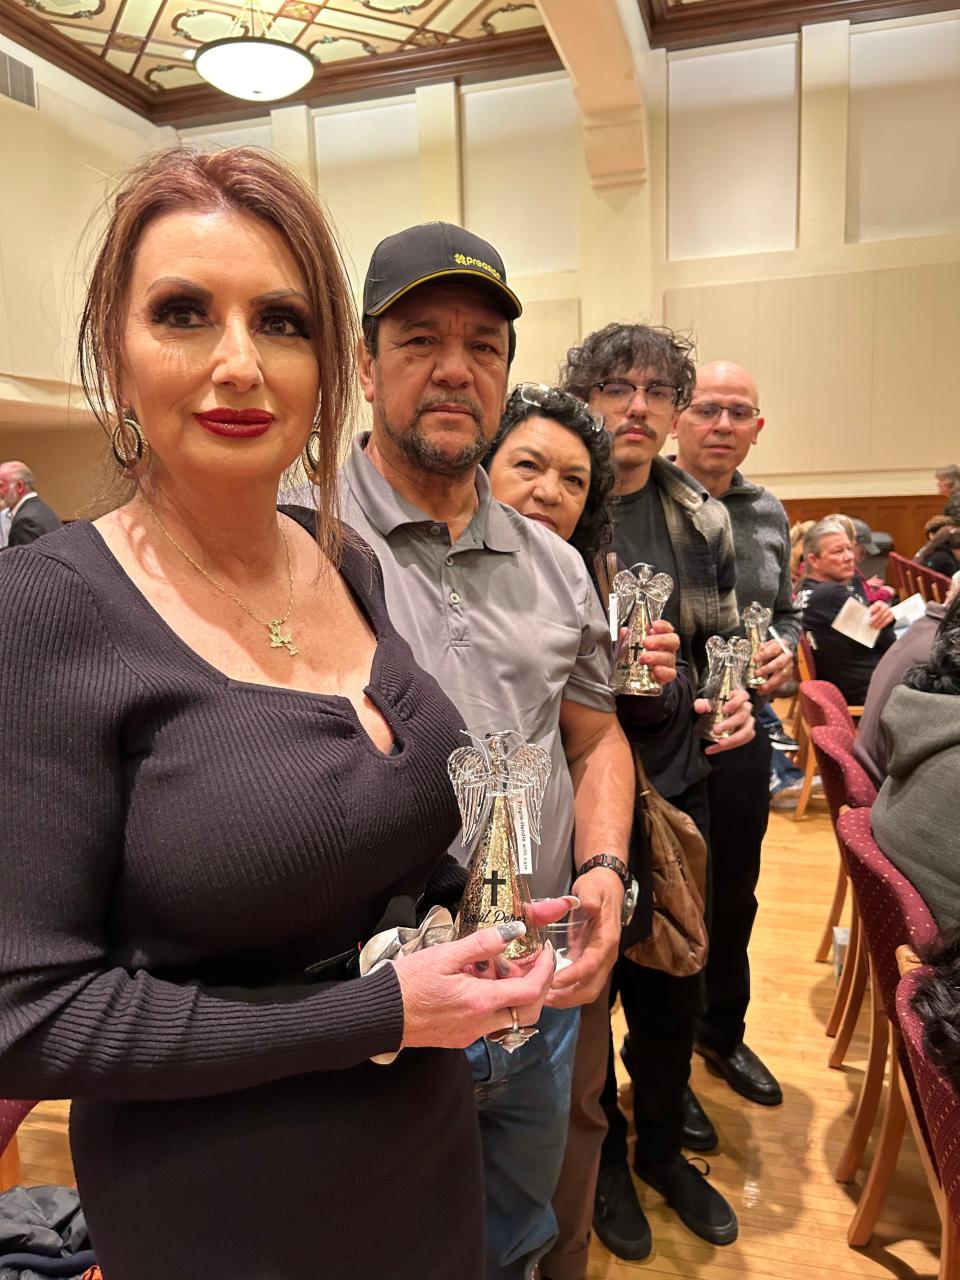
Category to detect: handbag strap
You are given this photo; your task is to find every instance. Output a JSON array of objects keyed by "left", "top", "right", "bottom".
[{"left": 592, "top": 551, "right": 619, "bottom": 603}]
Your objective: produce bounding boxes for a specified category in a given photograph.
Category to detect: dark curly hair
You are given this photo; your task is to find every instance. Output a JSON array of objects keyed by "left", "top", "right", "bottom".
[
  {"left": 913, "top": 926, "right": 960, "bottom": 1090},
  {"left": 560, "top": 322, "right": 697, "bottom": 411},
  {"left": 904, "top": 591, "right": 960, "bottom": 696},
  {"left": 483, "top": 385, "right": 616, "bottom": 562}
]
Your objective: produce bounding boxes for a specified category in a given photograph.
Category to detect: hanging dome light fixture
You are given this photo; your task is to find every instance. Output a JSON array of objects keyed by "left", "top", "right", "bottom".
[{"left": 195, "top": 0, "right": 315, "bottom": 102}]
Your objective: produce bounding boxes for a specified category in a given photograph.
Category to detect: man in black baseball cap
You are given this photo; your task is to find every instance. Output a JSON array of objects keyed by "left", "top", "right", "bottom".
[
  {"left": 362, "top": 221, "right": 522, "bottom": 321},
  {"left": 338, "top": 225, "right": 634, "bottom": 1279}
]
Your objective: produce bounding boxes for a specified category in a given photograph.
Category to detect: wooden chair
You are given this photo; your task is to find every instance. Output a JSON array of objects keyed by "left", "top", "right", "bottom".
[
  {"left": 808, "top": 727, "right": 877, "bottom": 1069},
  {"left": 897, "top": 965, "right": 960, "bottom": 1278},
  {"left": 794, "top": 660, "right": 863, "bottom": 822},
  {"left": 834, "top": 809, "right": 939, "bottom": 1243},
  {"left": 889, "top": 551, "right": 952, "bottom": 604},
  {"left": 0, "top": 1098, "right": 36, "bottom": 1191}
]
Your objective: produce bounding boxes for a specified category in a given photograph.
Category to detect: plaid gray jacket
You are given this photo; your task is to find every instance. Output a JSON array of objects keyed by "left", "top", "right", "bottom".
[{"left": 650, "top": 455, "right": 739, "bottom": 681}]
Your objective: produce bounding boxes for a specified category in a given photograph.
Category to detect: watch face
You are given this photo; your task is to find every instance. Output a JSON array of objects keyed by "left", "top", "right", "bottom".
[{"left": 621, "top": 877, "right": 640, "bottom": 927}]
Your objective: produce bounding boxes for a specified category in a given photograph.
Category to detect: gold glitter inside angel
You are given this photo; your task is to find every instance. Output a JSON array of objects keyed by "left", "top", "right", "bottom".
[
  {"left": 448, "top": 730, "right": 551, "bottom": 963},
  {"left": 610, "top": 562, "right": 674, "bottom": 696}
]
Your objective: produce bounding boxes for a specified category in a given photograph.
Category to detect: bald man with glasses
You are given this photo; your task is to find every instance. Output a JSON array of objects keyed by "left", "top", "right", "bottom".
[{"left": 671, "top": 360, "right": 800, "bottom": 1118}]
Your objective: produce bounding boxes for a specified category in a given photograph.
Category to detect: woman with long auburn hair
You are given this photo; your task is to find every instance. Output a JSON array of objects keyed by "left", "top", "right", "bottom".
[{"left": 0, "top": 147, "right": 565, "bottom": 1279}]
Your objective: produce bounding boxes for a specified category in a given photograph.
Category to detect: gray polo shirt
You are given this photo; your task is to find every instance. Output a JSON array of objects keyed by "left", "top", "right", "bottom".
[{"left": 337, "top": 434, "right": 615, "bottom": 898}]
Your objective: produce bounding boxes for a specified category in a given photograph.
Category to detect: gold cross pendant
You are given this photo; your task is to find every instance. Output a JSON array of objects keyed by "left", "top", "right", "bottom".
[{"left": 267, "top": 619, "right": 298, "bottom": 656}]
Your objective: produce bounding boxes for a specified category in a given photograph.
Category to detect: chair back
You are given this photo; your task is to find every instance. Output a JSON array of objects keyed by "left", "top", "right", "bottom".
[
  {"left": 0, "top": 1098, "right": 35, "bottom": 1159},
  {"left": 810, "top": 726, "right": 878, "bottom": 826},
  {"left": 799, "top": 680, "right": 858, "bottom": 738},
  {"left": 836, "top": 808, "right": 939, "bottom": 1022},
  {"left": 896, "top": 966, "right": 960, "bottom": 1230},
  {"left": 797, "top": 632, "right": 817, "bottom": 682},
  {"left": 890, "top": 551, "right": 952, "bottom": 604}
]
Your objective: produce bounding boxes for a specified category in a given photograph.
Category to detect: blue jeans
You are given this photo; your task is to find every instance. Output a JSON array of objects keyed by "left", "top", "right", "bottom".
[{"left": 466, "top": 1005, "right": 581, "bottom": 1280}]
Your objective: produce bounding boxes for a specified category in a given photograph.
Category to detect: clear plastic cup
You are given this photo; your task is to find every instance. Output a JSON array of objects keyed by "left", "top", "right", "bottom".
[{"left": 539, "top": 907, "right": 591, "bottom": 972}]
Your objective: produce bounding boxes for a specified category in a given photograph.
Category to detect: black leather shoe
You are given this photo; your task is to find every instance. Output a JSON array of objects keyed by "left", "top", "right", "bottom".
[
  {"left": 696, "top": 1041, "right": 784, "bottom": 1106},
  {"left": 681, "top": 1085, "right": 718, "bottom": 1151},
  {"left": 593, "top": 1163, "right": 652, "bottom": 1261},
  {"left": 634, "top": 1155, "right": 738, "bottom": 1246}
]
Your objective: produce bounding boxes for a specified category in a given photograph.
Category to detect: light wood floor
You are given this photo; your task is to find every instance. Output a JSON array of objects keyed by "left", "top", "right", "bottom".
[{"left": 16, "top": 802, "right": 942, "bottom": 1278}]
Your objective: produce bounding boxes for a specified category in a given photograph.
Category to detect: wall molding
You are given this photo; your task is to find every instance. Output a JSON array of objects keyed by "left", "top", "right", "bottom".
[{"left": 637, "top": 0, "right": 957, "bottom": 50}]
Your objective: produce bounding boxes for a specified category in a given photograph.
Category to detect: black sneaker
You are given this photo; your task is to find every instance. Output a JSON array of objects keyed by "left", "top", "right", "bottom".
[
  {"left": 767, "top": 727, "right": 799, "bottom": 752},
  {"left": 634, "top": 1155, "right": 738, "bottom": 1246},
  {"left": 593, "top": 1163, "right": 652, "bottom": 1261}
]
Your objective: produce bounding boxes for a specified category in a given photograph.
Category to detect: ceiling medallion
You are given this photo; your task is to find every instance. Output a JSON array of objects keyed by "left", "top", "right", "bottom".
[{"left": 195, "top": 0, "right": 315, "bottom": 101}]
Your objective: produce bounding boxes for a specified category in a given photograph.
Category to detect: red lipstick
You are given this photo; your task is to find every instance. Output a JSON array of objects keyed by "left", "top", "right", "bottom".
[{"left": 194, "top": 408, "right": 275, "bottom": 438}]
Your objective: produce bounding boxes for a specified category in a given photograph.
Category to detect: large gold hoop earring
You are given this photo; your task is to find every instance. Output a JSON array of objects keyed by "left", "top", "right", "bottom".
[
  {"left": 302, "top": 426, "right": 321, "bottom": 481},
  {"left": 112, "top": 415, "right": 147, "bottom": 470}
]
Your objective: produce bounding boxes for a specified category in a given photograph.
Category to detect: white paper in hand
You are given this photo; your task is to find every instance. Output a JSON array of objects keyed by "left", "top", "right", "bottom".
[
  {"left": 892, "top": 593, "right": 926, "bottom": 627},
  {"left": 831, "top": 596, "right": 880, "bottom": 649}
]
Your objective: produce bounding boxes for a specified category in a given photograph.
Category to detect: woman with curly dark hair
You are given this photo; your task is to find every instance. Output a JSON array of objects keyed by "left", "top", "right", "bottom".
[{"left": 484, "top": 383, "right": 616, "bottom": 562}]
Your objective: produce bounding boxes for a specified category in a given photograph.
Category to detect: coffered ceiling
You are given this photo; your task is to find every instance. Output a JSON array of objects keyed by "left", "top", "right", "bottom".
[
  {"left": 0, "top": 0, "right": 559, "bottom": 124},
  {"left": 1, "top": 0, "right": 954, "bottom": 125},
  {"left": 638, "top": 0, "right": 959, "bottom": 49}
]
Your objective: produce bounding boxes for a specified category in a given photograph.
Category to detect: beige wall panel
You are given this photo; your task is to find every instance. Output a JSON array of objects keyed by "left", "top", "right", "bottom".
[
  {"left": 847, "top": 21, "right": 960, "bottom": 243},
  {"left": 871, "top": 265, "right": 937, "bottom": 470},
  {"left": 0, "top": 103, "right": 60, "bottom": 383},
  {"left": 664, "top": 281, "right": 759, "bottom": 370},
  {"left": 313, "top": 100, "right": 420, "bottom": 296},
  {"left": 755, "top": 277, "right": 816, "bottom": 477},
  {"left": 930, "top": 260, "right": 960, "bottom": 467},
  {"left": 668, "top": 42, "right": 798, "bottom": 261},
  {"left": 810, "top": 272, "right": 875, "bottom": 474},
  {"left": 0, "top": 427, "right": 105, "bottom": 519},
  {"left": 512, "top": 297, "right": 581, "bottom": 386},
  {"left": 462, "top": 77, "right": 579, "bottom": 277}
]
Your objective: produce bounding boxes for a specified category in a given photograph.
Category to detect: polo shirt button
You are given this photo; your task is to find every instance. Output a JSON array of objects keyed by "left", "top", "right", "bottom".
[
  {"left": 445, "top": 557, "right": 454, "bottom": 567},
  {"left": 449, "top": 591, "right": 462, "bottom": 605},
  {"left": 430, "top": 524, "right": 443, "bottom": 536}
]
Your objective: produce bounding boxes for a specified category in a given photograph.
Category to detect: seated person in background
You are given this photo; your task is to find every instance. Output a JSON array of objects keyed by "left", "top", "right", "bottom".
[
  {"left": 935, "top": 464, "right": 960, "bottom": 499},
  {"left": 789, "top": 519, "right": 812, "bottom": 590},
  {"left": 856, "top": 570, "right": 960, "bottom": 785},
  {"left": 912, "top": 927, "right": 960, "bottom": 1092},
  {"left": 826, "top": 513, "right": 894, "bottom": 605},
  {"left": 872, "top": 592, "right": 960, "bottom": 936},
  {"left": 796, "top": 518, "right": 896, "bottom": 704},
  {"left": 916, "top": 521, "right": 960, "bottom": 578}
]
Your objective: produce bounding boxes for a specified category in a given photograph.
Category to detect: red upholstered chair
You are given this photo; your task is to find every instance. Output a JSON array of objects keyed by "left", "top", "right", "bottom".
[
  {"left": 0, "top": 1098, "right": 36, "bottom": 1190},
  {"left": 800, "top": 680, "right": 861, "bottom": 740},
  {"left": 835, "top": 808, "right": 939, "bottom": 1246},
  {"left": 809, "top": 727, "right": 879, "bottom": 1063},
  {"left": 897, "top": 966, "right": 960, "bottom": 1277}
]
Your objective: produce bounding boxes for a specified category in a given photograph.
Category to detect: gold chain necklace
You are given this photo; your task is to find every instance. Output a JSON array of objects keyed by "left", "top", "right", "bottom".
[{"left": 145, "top": 501, "right": 299, "bottom": 656}]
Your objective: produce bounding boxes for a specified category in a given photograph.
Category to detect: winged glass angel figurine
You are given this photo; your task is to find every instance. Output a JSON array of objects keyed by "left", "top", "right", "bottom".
[
  {"left": 742, "top": 600, "right": 773, "bottom": 688},
  {"left": 448, "top": 729, "right": 551, "bottom": 964},
  {"left": 610, "top": 562, "right": 674, "bottom": 696},
  {"left": 698, "top": 635, "right": 753, "bottom": 740}
]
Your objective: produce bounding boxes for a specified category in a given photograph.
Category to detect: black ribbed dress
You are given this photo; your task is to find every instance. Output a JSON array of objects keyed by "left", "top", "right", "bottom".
[{"left": 0, "top": 512, "right": 484, "bottom": 1280}]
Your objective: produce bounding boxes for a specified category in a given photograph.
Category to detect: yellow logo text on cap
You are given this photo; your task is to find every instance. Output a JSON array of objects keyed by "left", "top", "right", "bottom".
[{"left": 453, "top": 252, "right": 503, "bottom": 282}]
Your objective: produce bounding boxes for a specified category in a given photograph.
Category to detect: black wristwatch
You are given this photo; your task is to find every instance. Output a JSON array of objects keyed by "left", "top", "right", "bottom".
[{"left": 578, "top": 854, "right": 639, "bottom": 927}]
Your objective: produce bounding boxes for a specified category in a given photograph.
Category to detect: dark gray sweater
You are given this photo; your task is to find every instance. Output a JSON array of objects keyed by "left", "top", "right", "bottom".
[
  {"left": 0, "top": 515, "right": 483, "bottom": 1280},
  {"left": 719, "top": 471, "right": 801, "bottom": 649}
]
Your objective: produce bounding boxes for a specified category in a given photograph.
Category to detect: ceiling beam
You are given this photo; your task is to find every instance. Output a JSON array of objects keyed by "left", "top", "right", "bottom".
[
  {"left": 537, "top": 0, "right": 647, "bottom": 187},
  {"left": 0, "top": 8, "right": 560, "bottom": 128},
  {"left": 637, "top": 0, "right": 957, "bottom": 49}
]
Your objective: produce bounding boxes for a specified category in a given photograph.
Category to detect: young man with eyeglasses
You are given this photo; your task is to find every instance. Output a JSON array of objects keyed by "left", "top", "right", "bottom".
[
  {"left": 543, "top": 326, "right": 752, "bottom": 1273},
  {"left": 671, "top": 360, "right": 800, "bottom": 1121}
]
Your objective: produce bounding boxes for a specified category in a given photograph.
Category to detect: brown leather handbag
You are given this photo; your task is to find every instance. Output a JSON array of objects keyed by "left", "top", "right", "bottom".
[{"left": 621, "top": 747, "right": 709, "bottom": 977}]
